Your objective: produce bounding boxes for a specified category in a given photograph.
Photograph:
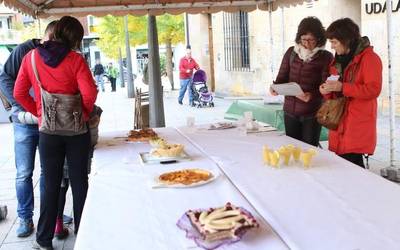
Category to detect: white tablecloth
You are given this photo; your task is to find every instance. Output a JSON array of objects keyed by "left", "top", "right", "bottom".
[
  {"left": 74, "top": 128, "right": 288, "bottom": 250},
  {"left": 178, "top": 126, "right": 400, "bottom": 250}
]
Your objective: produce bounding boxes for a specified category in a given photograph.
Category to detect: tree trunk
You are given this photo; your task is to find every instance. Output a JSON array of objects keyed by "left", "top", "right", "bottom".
[{"left": 165, "top": 40, "right": 174, "bottom": 90}]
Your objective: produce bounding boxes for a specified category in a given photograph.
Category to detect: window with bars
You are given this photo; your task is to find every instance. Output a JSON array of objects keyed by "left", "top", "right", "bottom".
[{"left": 222, "top": 11, "right": 250, "bottom": 71}]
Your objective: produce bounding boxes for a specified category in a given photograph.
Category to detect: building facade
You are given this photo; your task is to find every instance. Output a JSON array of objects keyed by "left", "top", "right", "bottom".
[
  {"left": 361, "top": 0, "right": 400, "bottom": 112},
  {"left": 188, "top": 0, "right": 398, "bottom": 112}
]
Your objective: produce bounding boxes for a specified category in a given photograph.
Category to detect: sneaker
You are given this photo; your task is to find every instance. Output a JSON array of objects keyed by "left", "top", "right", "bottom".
[
  {"left": 54, "top": 217, "right": 69, "bottom": 240},
  {"left": 17, "top": 218, "right": 34, "bottom": 237},
  {"left": 63, "top": 214, "right": 73, "bottom": 225},
  {"left": 178, "top": 100, "right": 183, "bottom": 105},
  {"left": 0, "top": 205, "right": 7, "bottom": 220},
  {"left": 32, "top": 241, "right": 54, "bottom": 250}
]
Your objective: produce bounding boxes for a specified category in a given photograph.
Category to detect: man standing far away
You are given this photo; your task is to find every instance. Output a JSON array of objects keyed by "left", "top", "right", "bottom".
[
  {"left": 178, "top": 48, "right": 200, "bottom": 106},
  {"left": 93, "top": 59, "right": 105, "bottom": 92},
  {"left": 0, "top": 21, "right": 57, "bottom": 238},
  {"left": 107, "top": 62, "right": 118, "bottom": 92}
]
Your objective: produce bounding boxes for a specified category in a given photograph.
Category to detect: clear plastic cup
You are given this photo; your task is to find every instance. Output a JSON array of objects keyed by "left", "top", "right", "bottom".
[
  {"left": 244, "top": 111, "right": 253, "bottom": 122},
  {"left": 186, "top": 116, "right": 195, "bottom": 133}
]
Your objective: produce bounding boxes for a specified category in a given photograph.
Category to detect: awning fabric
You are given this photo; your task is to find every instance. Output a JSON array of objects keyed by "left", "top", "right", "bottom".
[{"left": 0, "top": 0, "right": 308, "bottom": 18}]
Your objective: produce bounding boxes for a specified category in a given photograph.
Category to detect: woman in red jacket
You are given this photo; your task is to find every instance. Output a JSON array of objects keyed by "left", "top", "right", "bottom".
[
  {"left": 14, "top": 16, "right": 97, "bottom": 249},
  {"left": 271, "top": 17, "right": 333, "bottom": 146},
  {"left": 320, "top": 18, "right": 382, "bottom": 168}
]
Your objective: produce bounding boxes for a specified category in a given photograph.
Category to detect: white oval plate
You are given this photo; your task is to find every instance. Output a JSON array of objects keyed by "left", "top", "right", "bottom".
[{"left": 151, "top": 168, "right": 220, "bottom": 189}]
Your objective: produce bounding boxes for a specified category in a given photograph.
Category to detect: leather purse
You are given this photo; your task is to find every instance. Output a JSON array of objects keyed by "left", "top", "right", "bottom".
[
  {"left": 31, "top": 50, "right": 88, "bottom": 136},
  {"left": 316, "top": 96, "right": 347, "bottom": 130}
]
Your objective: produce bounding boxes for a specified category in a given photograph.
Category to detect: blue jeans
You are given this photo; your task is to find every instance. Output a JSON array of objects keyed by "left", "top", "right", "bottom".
[
  {"left": 95, "top": 74, "right": 104, "bottom": 91},
  {"left": 14, "top": 123, "right": 43, "bottom": 220},
  {"left": 178, "top": 78, "right": 193, "bottom": 104}
]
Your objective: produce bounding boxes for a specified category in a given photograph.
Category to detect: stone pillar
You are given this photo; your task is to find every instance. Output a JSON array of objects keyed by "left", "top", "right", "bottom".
[
  {"left": 148, "top": 15, "right": 165, "bottom": 128},
  {"left": 124, "top": 15, "right": 135, "bottom": 98}
]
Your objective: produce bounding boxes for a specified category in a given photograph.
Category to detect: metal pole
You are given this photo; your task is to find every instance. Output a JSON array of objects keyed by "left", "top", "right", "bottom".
[
  {"left": 148, "top": 15, "right": 165, "bottom": 128},
  {"left": 124, "top": 15, "right": 135, "bottom": 98},
  {"left": 119, "top": 47, "right": 125, "bottom": 88},
  {"left": 380, "top": 0, "right": 398, "bottom": 181},
  {"left": 207, "top": 14, "right": 216, "bottom": 92},
  {"left": 386, "top": 0, "right": 396, "bottom": 167},
  {"left": 268, "top": 2, "right": 274, "bottom": 81},
  {"left": 281, "top": 7, "right": 285, "bottom": 56},
  {"left": 185, "top": 13, "right": 190, "bottom": 48}
]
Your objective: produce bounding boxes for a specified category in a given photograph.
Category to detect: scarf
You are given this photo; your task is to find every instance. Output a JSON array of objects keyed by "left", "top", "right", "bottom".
[
  {"left": 293, "top": 43, "right": 325, "bottom": 62},
  {"left": 334, "top": 36, "right": 371, "bottom": 77}
]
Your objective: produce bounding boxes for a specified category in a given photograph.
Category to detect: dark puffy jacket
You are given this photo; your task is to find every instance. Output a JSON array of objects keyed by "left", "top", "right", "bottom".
[
  {"left": 275, "top": 46, "right": 333, "bottom": 116},
  {"left": 93, "top": 64, "right": 104, "bottom": 75},
  {"left": 0, "top": 39, "right": 40, "bottom": 122}
]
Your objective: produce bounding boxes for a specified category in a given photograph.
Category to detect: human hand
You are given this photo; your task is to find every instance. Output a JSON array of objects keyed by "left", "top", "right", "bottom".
[
  {"left": 269, "top": 87, "right": 278, "bottom": 96},
  {"left": 186, "top": 69, "right": 191, "bottom": 73},
  {"left": 324, "top": 80, "right": 343, "bottom": 92},
  {"left": 319, "top": 84, "right": 331, "bottom": 95},
  {"left": 296, "top": 92, "right": 311, "bottom": 102}
]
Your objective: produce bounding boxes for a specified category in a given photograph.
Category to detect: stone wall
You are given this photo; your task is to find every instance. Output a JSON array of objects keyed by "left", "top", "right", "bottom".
[{"left": 188, "top": 0, "right": 364, "bottom": 97}]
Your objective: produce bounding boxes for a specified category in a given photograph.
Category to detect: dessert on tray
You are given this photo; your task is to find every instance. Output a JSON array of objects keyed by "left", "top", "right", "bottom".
[
  {"left": 150, "top": 143, "right": 184, "bottom": 158},
  {"left": 185, "top": 203, "right": 259, "bottom": 242},
  {"left": 149, "top": 137, "right": 167, "bottom": 148},
  {"left": 126, "top": 128, "right": 157, "bottom": 142},
  {"left": 158, "top": 169, "right": 212, "bottom": 186},
  {"left": 208, "top": 122, "right": 236, "bottom": 130}
]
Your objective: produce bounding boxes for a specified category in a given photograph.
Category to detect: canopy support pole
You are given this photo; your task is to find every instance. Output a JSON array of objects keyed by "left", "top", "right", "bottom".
[
  {"left": 268, "top": 1, "right": 274, "bottom": 82},
  {"left": 380, "top": 0, "right": 399, "bottom": 181},
  {"left": 185, "top": 13, "right": 190, "bottom": 48},
  {"left": 119, "top": 47, "right": 125, "bottom": 88},
  {"left": 124, "top": 15, "right": 135, "bottom": 98},
  {"left": 148, "top": 15, "right": 165, "bottom": 128},
  {"left": 281, "top": 7, "right": 285, "bottom": 56},
  {"left": 207, "top": 13, "right": 216, "bottom": 92}
]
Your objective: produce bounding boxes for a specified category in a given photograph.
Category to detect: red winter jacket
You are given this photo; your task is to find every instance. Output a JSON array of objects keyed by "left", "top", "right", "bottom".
[
  {"left": 179, "top": 57, "right": 199, "bottom": 79},
  {"left": 325, "top": 46, "right": 382, "bottom": 155},
  {"left": 14, "top": 49, "right": 97, "bottom": 125}
]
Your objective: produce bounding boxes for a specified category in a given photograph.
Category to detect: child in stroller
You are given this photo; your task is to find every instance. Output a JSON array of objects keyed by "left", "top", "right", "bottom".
[{"left": 191, "top": 70, "right": 214, "bottom": 108}]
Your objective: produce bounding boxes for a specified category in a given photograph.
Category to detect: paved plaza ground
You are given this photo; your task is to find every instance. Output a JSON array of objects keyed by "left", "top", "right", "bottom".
[{"left": 0, "top": 83, "right": 399, "bottom": 249}]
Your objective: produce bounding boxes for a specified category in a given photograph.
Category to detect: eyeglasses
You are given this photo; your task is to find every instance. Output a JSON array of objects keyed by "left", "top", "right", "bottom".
[{"left": 301, "top": 38, "right": 317, "bottom": 43}]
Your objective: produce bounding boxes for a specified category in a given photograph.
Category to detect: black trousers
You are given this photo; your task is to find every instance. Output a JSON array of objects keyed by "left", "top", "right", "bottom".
[
  {"left": 284, "top": 112, "right": 321, "bottom": 147},
  {"left": 57, "top": 178, "right": 69, "bottom": 218},
  {"left": 339, "top": 153, "right": 365, "bottom": 168},
  {"left": 110, "top": 77, "right": 116, "bottom": 92},
  {"left": 37, "top": 132, "right": 90, "bottom": 247}
]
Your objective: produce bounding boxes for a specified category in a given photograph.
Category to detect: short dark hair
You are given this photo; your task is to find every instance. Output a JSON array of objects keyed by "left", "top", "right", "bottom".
[
  {"left": 295, "top": 17, "right": 327, "bottom": 47},
  {"left": 53, "top": 16, "right": 84, "bottom": 50},
  {"left": 44, "top": 20, "right": 58, "bottom": 38},
  {"left": 326, "top": 18, "right": 361, "bottom": 48}
]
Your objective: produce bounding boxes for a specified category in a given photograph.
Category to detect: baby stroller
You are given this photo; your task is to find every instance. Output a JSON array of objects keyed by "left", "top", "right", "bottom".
[{"left": 191, "top": 70, "right": 214, "bottom": 108}]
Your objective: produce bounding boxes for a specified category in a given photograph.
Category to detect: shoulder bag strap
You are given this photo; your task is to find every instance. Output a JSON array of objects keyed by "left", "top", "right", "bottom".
[{"left": 30, "top": 50, "right": 43, "bottom": 89}]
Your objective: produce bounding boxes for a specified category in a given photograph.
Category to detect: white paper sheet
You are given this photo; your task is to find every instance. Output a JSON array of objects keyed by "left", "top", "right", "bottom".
[{"left": 271, "top": 82, "right": 304, "bottom": 96}]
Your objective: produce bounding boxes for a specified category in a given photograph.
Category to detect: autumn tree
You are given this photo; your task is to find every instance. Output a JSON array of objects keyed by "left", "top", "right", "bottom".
[
  {"left": 96, "top": 15, "right": 147, "bottom": 60},
  {"left": 97, "top": 14, "right": 184, "bottom": 89},
  {"left": 156, "top": 14, "right": 185, "bottom": 90}
]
